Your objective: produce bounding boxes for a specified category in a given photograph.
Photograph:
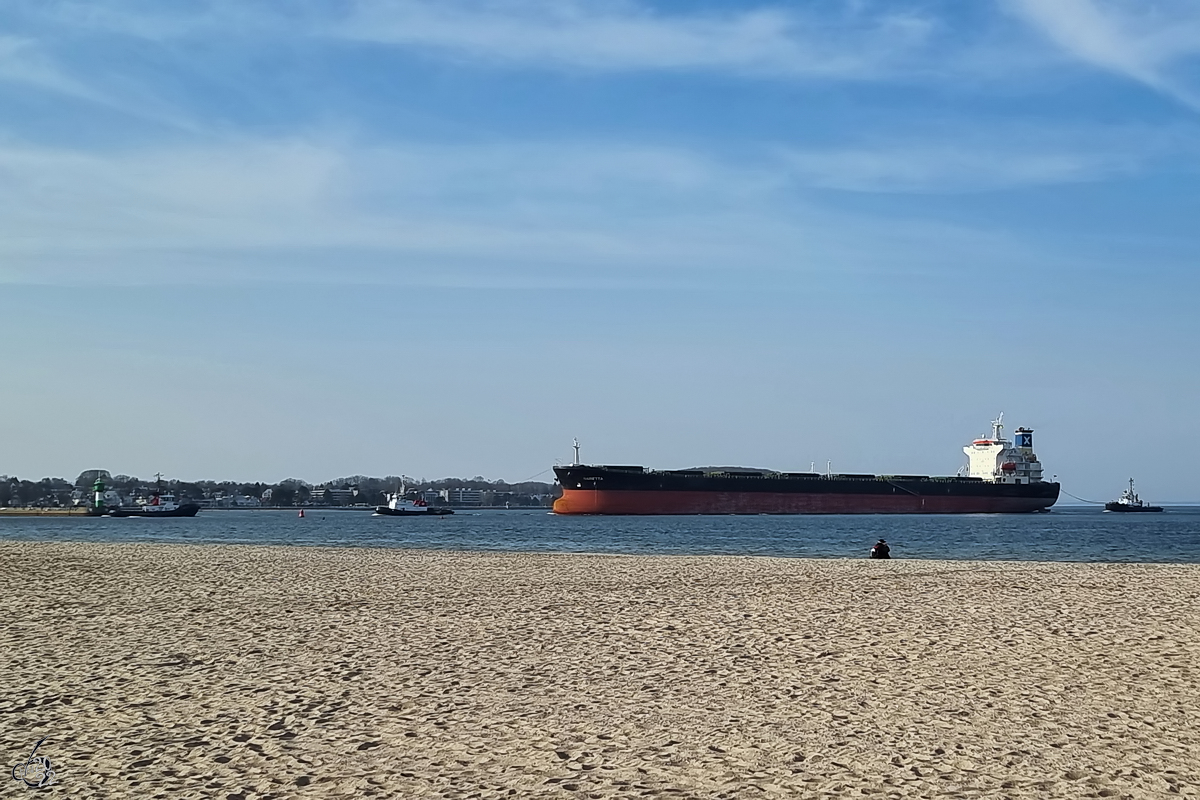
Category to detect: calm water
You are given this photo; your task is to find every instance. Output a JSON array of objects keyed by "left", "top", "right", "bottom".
[{"left": 2, "top": 506, "right": 1198, "bottom": 563}]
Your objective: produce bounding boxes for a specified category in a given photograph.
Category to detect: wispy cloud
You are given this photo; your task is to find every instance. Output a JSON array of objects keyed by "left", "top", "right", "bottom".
[
  {"left": 8, "top": 118, "right": 1174, "bottom": 296},
  {"left": 333, "top": 0, "right": 934, "bottom": 78},
  {"left": 778, "top": 137, "right": 1149, "bottom": 193},
  {"left": 0, "top": 35, "right": 104, "bottom": 99},
  {"left": 14, "top": 0, "right": 1200, "bottom": 98},
  {"left": 4, "top": 0, "right": 1142, "bottom": 98},
  {"left": 0, "top": 1, "right": 286, "bottom": 41},
  {"left": 1, "top": 2, "right": 1193, "bottom": 287},
  {"left": 0, "top": 135, "right": 1049, "bottom": 287},
  {"left": 0, "top": 137, "right": 739, "bottom": 285},
  {"left": 1005, "top": 0, "right": 1200, "bottom": 107},
  {"left": 0, "top": 32, "right": 204, "bottom": 132},
  {"left": 3, "top": 0, "right": 937, "bottom": 79}
]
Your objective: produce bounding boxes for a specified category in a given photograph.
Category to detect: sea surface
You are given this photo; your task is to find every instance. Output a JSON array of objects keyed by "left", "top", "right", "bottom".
[{"left": 2, "top": 506, "right": 1198, "bottom": 563}]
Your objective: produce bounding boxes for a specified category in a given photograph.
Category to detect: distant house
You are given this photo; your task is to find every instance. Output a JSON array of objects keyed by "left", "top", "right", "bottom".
[
  {"left": 315, "top": 486, "right": 357, "bottom": 506},
  {"left": 202, "top": 494, "right": 263, "bottom": 508},
  {"left": 445, "top": 488, "right": 484, "bottom": 506}
]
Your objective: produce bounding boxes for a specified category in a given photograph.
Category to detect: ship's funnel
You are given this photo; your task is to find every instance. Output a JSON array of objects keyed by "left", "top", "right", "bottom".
[{"left": 1015, "top": 427, "right": 1034, "bottom": 451}]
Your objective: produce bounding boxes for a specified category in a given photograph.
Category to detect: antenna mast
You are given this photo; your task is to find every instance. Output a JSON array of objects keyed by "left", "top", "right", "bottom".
[{"left": 572, "top": 438, "right": 581, "bottom": 465}]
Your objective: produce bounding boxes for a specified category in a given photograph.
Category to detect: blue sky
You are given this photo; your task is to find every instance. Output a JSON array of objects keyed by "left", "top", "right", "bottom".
[{"left": 2, "top": 0, "right": 1198, "bottom": 500}]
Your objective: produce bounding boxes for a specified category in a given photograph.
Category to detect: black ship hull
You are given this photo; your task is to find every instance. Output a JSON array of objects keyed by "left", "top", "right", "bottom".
[
  {"left": 553, "top": 465, "right": 1059, "bottom": 515},
  {"left": 374, "top": 506, "right": 454, "bottom": 516},
  {"left": 1104, "top": 503, "right": 1163, "bottom": 513},
  {"left": 102, "top": 504, "right": 201, "bottom": 518}
]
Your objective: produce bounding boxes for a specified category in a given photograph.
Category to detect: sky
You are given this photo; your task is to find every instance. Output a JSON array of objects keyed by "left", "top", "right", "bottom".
[{"left": 1, "top": 0, "right": 1198, "bottom": 500}]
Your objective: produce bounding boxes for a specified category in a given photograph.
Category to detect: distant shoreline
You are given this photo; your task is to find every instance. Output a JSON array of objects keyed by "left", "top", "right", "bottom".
[
  {"left": 191, "top": 505, "right": 551, "bottom": 512},
  {"left": 0, "top": 505, "right": 549, "bottom": 516}
]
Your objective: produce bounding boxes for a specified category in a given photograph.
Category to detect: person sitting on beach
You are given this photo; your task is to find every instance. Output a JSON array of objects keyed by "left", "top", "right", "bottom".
[{"left": 870, "top": 539, "right": 891, "bottom": 559}]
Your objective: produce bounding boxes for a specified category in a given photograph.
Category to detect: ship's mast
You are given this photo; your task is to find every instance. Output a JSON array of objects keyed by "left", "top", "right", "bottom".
[
  {"left": 572, "top": 438, "right": 581, "bottom": 466},
  {"left": 991, "top": 412, "right": 1004, "bottom": 442}
]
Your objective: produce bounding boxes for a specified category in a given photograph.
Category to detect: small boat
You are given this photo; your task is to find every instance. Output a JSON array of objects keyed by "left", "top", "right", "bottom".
[
  {"left": 374, "top": 491, "right": 453, "bottom": 517},
  {"left": 106, "top": 475, "right": 201, "bottom": 518},
  {"left": 1104, "top": 478, "right": 1163, "bottom": 513}
]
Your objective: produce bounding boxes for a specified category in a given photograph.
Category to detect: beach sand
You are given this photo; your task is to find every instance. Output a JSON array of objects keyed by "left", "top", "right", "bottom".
[{"left": 2, "top": 542, "right": 1198, "bottom": 798}]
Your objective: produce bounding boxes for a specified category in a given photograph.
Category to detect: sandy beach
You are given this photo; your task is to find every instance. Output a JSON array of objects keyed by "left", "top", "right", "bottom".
[{"left": 2, "top": 542, "right": 1197, "bottom": 798}]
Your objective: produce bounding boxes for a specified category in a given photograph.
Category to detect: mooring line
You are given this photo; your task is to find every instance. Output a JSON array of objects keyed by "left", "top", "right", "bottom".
[{"left": 1060, "top": 488, "right": 1105, "bottom": 505}]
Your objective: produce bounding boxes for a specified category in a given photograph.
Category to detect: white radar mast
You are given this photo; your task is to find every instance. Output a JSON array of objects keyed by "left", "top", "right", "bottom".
[{"left": 572, "top": 438, "right": 581, "bottom": 466}]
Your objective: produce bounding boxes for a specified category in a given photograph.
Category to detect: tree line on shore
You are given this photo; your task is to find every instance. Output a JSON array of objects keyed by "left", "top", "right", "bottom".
[{"left": 0, "top": 471, "right": 560, "bottom": 508}]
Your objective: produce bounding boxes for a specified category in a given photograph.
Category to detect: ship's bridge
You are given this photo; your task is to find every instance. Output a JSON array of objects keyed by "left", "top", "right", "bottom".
[{"left": 963, "top": 414, "right": 1045, "bottom": 484}]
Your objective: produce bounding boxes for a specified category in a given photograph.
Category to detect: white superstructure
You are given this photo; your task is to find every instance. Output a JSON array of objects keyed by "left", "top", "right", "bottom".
[
  {"left": 383, "top": 492, "right": 434, "bottom": 513},
  {"left": 1111, "top": 478, "right": 1151, "bottom": 508},
  {"left": 133, "top": 492, "right": 186, "bottom": 513},
  {"left": 963, "top": 413, "right": 1045, "bottom": 484}
]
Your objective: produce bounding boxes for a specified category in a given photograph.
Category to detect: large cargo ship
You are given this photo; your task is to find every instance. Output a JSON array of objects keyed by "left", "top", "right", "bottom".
[{"left": 553, "top": 415, "right": 1059, "bottom": 515}]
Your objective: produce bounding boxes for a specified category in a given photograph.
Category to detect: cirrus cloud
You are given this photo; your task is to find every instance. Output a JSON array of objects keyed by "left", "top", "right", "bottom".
[
  {"left": 331, "top": 0, "right": 937, "bottom": 79},
  {"left": 1005, "top": 0, "right": 1200, "bottom": 108}
]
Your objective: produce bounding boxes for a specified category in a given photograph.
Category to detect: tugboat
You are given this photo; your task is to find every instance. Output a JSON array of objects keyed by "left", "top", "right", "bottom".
[
  {"left": 105, "top": 474, "right": 201, "bottom": 518},
  {"left": 1105, "top": 478, "right": 1163, "bottom": 513},
  {"left": 374, "top": 489, "right": 454, "bottom": 517}
]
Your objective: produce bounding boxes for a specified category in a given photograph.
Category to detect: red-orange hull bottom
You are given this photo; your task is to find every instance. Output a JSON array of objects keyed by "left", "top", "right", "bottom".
[{"left": 553, "top": 489, "right": 1053, "bottom": 515}]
